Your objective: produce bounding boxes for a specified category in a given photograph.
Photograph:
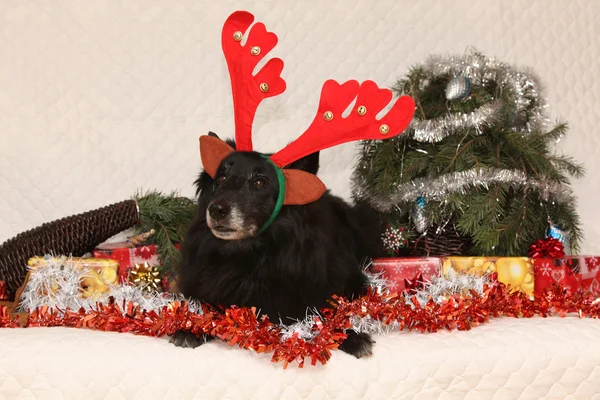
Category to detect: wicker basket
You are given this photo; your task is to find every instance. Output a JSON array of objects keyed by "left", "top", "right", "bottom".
[
  {"left": 0, "top": 200, "right": 139, "bottom": 300},
  {"left": 406, "top": 224, "right": 473, "bottom": 257}
]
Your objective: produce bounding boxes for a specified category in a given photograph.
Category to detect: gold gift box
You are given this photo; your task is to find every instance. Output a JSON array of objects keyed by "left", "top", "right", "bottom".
[
  {"left": 27, "top": 256, "right": 119, "bottom": 299},
  {"left": 441, "top": 257, "right": 534, "bottom": 295}
]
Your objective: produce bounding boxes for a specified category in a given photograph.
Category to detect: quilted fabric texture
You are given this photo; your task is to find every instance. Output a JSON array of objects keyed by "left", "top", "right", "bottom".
[
  {"left": 1, "top": 3, "right": 600, "bottom": 397},
  {"left": 1, "top": 318, "right": 600, "bottom": 399},
  {"left": 0, "top": 1, "right": 599, "bottom": 253}
]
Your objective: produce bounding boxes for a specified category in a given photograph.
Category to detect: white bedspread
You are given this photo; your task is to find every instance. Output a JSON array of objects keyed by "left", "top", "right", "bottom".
[{"left": 1, "top": 317, "right": 600, "bottom": 399}]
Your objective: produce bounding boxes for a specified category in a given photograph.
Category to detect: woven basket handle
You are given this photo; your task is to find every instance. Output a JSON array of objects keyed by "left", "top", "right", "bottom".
[{"left": 0, "top": 200, "right": 139, "bottom": 300}]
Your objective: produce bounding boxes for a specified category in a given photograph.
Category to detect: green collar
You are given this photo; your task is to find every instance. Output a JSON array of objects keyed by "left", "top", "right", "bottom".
[{"left": 259, "top": 155, "right": 286, "bottom": 233}]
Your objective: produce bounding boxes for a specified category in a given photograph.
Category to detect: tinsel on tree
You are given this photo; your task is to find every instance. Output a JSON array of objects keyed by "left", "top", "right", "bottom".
[{"left": 352, "top": 50, "right": 583, "bottom": 256}]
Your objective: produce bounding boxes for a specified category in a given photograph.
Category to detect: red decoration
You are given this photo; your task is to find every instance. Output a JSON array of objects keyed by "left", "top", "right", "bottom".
[
  {"left": 222, "top": 11, "right": 286, "bottom": 151},
  {"left": 270, "top": 80, "right": 415, "bottom": 168},
  {"left": 94, "top": 243, "right": 162, "bottom": 283},
  {"left": 0, "top": 306, "right": 19, "bottom": 328},
  {"left": 0, "top": 281, "right": 8, "bottom": 301},
  {"left": 371, "top": 257, "right": 441, "bottom": 293},
  {"left": 534, "top": 257, "right": 600, "bottom": 298},
  {"left": 134, "top": 245, "right": 157, "bottom": 260},
  {"left": 200, "top": 11, "right": 415, "bottom": 206},
  {"left": 403, "top": 273, "right": 425, "bottom": 295},
  {"left": 4, "top": 280, "right": 600, "bottom": 368},
  {"left": 529, "top": 238, "right": 565, "bottom": 259}
]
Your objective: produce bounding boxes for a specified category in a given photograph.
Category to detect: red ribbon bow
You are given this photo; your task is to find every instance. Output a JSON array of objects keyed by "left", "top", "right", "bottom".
[{"left": 529, "top": 238, "right": 565, "bottom": 259}]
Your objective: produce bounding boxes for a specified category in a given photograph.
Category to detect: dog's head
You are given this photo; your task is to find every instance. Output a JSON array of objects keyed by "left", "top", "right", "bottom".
[
  {"left": 198, "top": 132, "right": 320, "bottom": 240},
  {"left": 192, "top": 11, "right": 416, "bottom": 240}
]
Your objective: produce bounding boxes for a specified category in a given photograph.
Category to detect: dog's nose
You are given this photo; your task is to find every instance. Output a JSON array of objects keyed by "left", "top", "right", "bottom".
[{"left": 208, "top": 202, "right": 230, "bottom": 220}]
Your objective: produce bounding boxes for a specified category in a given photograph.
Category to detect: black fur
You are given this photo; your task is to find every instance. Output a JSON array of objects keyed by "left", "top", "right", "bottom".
[{"left": 171, "top": 134, "right": 387, "bottom": 358}]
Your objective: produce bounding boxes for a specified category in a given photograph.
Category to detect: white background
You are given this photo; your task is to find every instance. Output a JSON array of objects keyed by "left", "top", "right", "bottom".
[{"left": 1, "top": 0, "right": 598, "bottom": 253}]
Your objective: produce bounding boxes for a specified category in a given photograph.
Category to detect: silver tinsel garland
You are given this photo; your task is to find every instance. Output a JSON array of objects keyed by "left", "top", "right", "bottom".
[
  {"left": 17, "top": 256, "right": 203, "bottom": 314},
  {"left": 17, "top": 257, "right": 491, "bottom": 341},
  {"left": 281, "top": 263, "right": 491, "bottom": 339},
  {"left": 353, "top": 167, "right": 575, "bottom": 212},
  {"left": 349, "top": 265, "right": 491, "bottom": 336},
  {"left": 408, "top": 49, "right": 549, "bottom": 143},
  {"left": 411, "top": 101, "right": 502, "bottom": 143}
]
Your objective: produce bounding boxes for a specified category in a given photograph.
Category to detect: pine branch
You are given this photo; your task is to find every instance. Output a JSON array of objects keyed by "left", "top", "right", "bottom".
[
  {"left": 134, "top": 190, "right": 196, "bottom": 275},
  {"left": 354, "top": 51, "right": 584, "bottom": 256}
]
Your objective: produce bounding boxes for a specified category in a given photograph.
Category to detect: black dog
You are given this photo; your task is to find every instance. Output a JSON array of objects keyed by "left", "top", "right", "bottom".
[{"left": 170, "top": 133, "right": 386, "bottom": 358}]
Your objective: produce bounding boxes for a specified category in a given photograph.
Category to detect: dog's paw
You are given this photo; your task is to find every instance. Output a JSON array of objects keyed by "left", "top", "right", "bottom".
[
  {"left": 338, "top": 330, "right": 374, "bottom": 358},
  {"left": 169, "top": 330, "right": 213, "bottom": 349}
]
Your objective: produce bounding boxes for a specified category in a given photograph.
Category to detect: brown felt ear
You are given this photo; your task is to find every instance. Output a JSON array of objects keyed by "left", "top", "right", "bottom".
[
  {"left": 282, "top": 169, "right": 326, "bottom": 205},
  {"left": 199, "top": 135, "right": 235, "bottom": 178}
]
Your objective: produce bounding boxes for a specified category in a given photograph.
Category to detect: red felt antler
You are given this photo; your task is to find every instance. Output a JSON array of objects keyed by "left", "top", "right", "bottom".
[
  {"left": 269, "top": 80, "right": 415, "bottom": 167},
  {"left": 222, "top": 11, "right": 286, "bottom": 151}
]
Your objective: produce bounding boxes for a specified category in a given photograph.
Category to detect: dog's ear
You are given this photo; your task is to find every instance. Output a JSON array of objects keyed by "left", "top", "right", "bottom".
[
  {"left": 282, "top": 169, "right": 326, "bottom": 205},
  {"left": 199, "top": 135, "right": 235, "bottom": 177},
  {"left": 284, "top": 151, "right": 319, "bottom": 175}
]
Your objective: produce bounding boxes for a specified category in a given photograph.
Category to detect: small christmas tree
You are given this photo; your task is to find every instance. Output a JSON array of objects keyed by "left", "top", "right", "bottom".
[{"left": 352, "top": 50, "right": 583, "bottom": 256}]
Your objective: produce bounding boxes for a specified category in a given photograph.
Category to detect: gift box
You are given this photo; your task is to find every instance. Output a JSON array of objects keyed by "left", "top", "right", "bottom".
[
  {"left": 533, "top": 256, "right": 600, "bottom": 297},
  {"left": 93, "top": 242, "right": 161, "bottom": 283},
  {"left": 27, "top": 256, "right": 119, "bottom": 299},
  {"left": 371, "top": 257, "right": 441, "bottom": 293},
  {"left": 441, "top": 257, "right": 534, "bottom": 295}
]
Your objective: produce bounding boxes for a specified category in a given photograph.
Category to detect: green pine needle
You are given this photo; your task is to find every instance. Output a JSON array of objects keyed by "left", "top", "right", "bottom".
[
  {"left": 133, "top": 190, "right": 196, "bottom": 276},
  {"left": 356, "top": 53, "right": 584, "bottom": 256}
]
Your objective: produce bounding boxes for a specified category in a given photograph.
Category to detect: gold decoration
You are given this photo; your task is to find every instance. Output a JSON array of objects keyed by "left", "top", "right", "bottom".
[
  {"left": 127, "top": 229, "right": 155, "bottom": 246},
  {"left": 250, "top": 46, "right": 261, "bottom": 55},
  {"left": 129, "top": 262, "right": 162, "bottom": 293},
  {"left": 27, "top": 256, "right": 119, "bottom": 299},
  {"left": 260, "top": 82, "right": 269, "bottom": 93},
  {"left": 233, "top": 31, "right": 243, "bottom": 41},
  {"left": 357, "top": 105, "right": 367, "bottom": 116},
  {"left": 441, "top": 257, "right": 534, "bottom": 295},
  {"left": 379, "top": 124, "right": 390, "bottom": 135},
  {"left": 323, "top": 111, "right": 334, "bottom": 121}
]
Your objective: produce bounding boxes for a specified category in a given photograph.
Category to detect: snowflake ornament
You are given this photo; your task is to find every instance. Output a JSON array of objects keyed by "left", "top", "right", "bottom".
[{"left": 382, "top": 226, "right": 408, "bottom": 255}]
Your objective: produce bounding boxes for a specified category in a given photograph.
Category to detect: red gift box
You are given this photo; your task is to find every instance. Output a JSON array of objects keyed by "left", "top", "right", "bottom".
[
  {"left": 93, "top": 242, "right": 161, "bottom": 283},
  {"left": 533, "top": 256, "right": 600, "bottom": 297},
  {"left": 371, "top": 257, "right": 441, "bottom": 293}
]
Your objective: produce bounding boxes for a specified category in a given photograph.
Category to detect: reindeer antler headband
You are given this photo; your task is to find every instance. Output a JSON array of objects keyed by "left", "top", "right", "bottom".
[{"left": 200, "top": 11, "right": 415, "bottom": 232}]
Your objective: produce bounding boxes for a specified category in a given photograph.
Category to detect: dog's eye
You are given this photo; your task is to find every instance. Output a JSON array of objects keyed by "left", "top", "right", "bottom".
[
  {"left": 253, "top": 178, "right": 266, "bottom": 188},
  {"left": 216, "top": 175, "right": 226, "bottom": 184}
]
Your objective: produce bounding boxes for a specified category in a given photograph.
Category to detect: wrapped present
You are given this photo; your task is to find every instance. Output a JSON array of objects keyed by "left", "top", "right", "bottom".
[
  {"left": 93, "top": 242, "right": 161, "bottom": 283},
  {"left": 27, "top": 256, "right": 119, "bottom": 299},
  {"left": 441, "top": 257, "right": 534, "bottom": 295},
  {"left": 371, "top": 257, "right": 441, "bottom": 293},
  {"left": 533, "top": 256, "right": 600, "bottom": 297}
]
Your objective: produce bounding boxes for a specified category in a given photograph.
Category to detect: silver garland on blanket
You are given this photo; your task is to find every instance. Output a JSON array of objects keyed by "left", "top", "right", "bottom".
[
  {"left": 408, "top": 49, "right": 548, "bottom": 143},
  {"left": 282, "top": 264, "right": 491, "bottom": 340},
  {"left": 17, "top": 257, "right": 491, "bottom": 342},
  {"left": 352, "top": 167, "right": 575, "bottom": 212},
  {"left": 16, "top": 257, "right": 203, "bottom": 314}
]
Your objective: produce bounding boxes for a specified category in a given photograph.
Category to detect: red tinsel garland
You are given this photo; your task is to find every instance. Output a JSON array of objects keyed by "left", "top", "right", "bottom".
[
  {"left": 0, "top": 281, "right": 8, "bottom": 301},
  {"left": 2, "top": 281, "right": 600, "bottom": 368}
]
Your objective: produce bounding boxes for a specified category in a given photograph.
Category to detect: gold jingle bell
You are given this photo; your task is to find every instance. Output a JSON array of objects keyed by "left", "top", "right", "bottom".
[
  {"left": 357, "top": 106, "right": 367, "bottom": 116},
  {"left": 250, "top": 46, "right": 261, "bottom": 56},
  {"left": 323, "top": 111, "right": 334, "bottom": 121},
  {"left": 379, "top": 124, "right": 390, "bottom": 135},
  {"left": 233, "top": 31, "right": 243, "bottom": 41},
  {"left": 260, "top": 82, "right": 269, "bottom": 93}
]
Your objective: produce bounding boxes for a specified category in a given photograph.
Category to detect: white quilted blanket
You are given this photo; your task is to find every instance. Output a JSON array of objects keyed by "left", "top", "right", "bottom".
[
  {"left": 2, "top": 1, "right": 600, "bottom": 399},
  {"left": 1, "top": 317, "right": 600, "bottom": 399}
]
